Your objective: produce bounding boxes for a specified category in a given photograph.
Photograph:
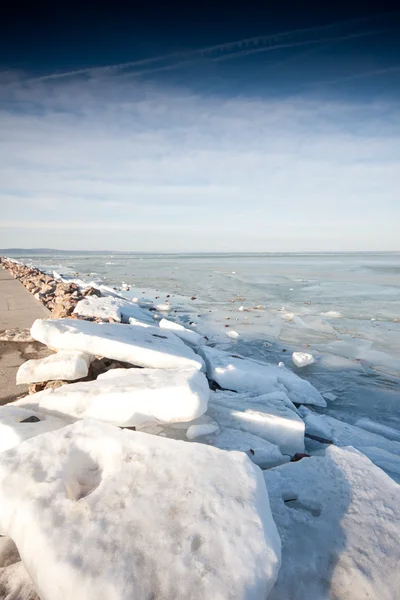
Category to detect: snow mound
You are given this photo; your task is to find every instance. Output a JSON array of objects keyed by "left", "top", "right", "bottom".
[
  {"left": 31, "top": 318, "right": 204, "bottom": 371},
  {"left": 264, "top": 446, "right": 400, "bottom": 600},
  {"left": 14, "top": 368, "right": 209, "bottom": 427},
  {"left": 0, "top": 419, "right": 281, "bottom": 600},
  {"left": 292, "top": 352, "right": 315, "bottom": 368},
  {"left": 0, "top": 405, "right": 69, "bottom": 452},
  {"left": 208, "top": 392, "right": 305, "bottom": 455},
  {"left": 73, "top": 296, "right": 153, "bottom": 324},
  {"left": 16, "top": 350, "right": 93, "bottom": 384},
  {"left": 159, "top": 318, "right": 204, "bottom": 348},
  {"left": 198, "top": 346, "right": 326, "bottom": 407}
]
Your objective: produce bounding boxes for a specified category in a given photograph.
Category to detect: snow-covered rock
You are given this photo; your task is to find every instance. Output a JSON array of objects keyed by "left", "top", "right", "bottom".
[
  {"left": 198, "top": 346, "right": 326, "bottom": 407},
  {"left": 0, "top": 419, "right": 281, "bottom": 600},
  {"left": 73, "top": 295, "right": 153, "bottom": 324},
  {"left": 159, "top": 318, "right": 204, "bottom": 348},
  {"left": 208, "top": 393, "right": 305, "bottom": 455},
  {"left": 355, "top": 418, "right": 400, "bottom": 443},
  {"left": 207, "top": 428, "right": 290, "bottom": 469},
  {"left": 292, "top": 352, "right": 315, "bottom": 368},
  {"left": 31, "top": 318, "right": 205, "bottom": 371},
  {"left": 14, "top": 367, "right": 209, "bottom": 427},
  {"left": 0, "top": 405, "right": 69, "bottom": 452},
  {"left": 264, "top": 446, "right": 400, "bottom": 600},
  {"left": 16, "top": 350, "right": 93, "bottom": 384}
]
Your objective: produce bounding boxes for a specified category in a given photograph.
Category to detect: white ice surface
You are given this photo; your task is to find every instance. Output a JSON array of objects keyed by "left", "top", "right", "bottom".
[
  {"left": 16, "top": 350, "right": 93, "bottom": 384},
  {"left": 73, "top": 296, "right": 153, "bottom": 324},
  {"left": 0, "top": 419, "right": 281, "bottom": 600},
  {"left": 0, "top": 405, "right": 69, "bottom": 453},
  {"left": 31, "top": 318, "right": 204, "bottom": 371},
  {"left": 186, "top": 418, "right": 220, "bottom": 440},
  {"left": 199, "top": 346, "right": 326, "bottom": 407},
  {"left": 207, "top": 395, "right": 305, "bottom": 455},
  {"left": 292, "top": 352, "right": 315, "bottom": 368},
  {"left": 300, "top": 408, "right": 400, "bottom": 478},
  {"left": 264, "top": 446, "right": 400, "bottom": 600},
  {"left": 355, "top": 418, "right": 400, "bottom": 443},
  {"left": 14, "top": 368, "right": 209, "bottom": 427},
  {"left": 159, "top": 318, "right": 204, "bottom": 348},
  {"left": 206, "top": 428, "right": 290, "bottom": 469}
]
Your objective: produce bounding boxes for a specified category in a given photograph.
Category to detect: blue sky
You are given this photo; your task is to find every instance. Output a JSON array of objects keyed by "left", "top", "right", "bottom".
[{"left": 0, "top": 2, "right": 399, "bottom": 251}]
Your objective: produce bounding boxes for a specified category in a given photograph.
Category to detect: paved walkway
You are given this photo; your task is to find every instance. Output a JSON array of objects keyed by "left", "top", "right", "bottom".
[{"left": 0, "top": 268, "right": 50, "bottom": 404}]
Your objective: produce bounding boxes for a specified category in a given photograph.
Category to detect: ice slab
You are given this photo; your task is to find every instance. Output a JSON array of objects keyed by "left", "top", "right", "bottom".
[
  {"left": 355, "top": 418, "right": 400, "bottom": 443},
  {"left": 292, "top": 352, "right": 315, "bottom": 368},
  {"left": 16, "top": 350, "right": 92, "bottom": 384},
  {"left": 0, "top": 405, "right": 69, "bottom": 452},
  {"left": 14, "top": 367, "right": 209, "bottom": 427},
  {"left": 208, "top": 394, "right": 305, "bottom": 455},
  {"left": 159, "top": 318, "right": 204, "bottom": 348},
  {"left": 264, "top": 446, "right": 400, "bottom": 600},
  {"left": 73, "top": 295, "right": 153, "bottom": 324},
  {"left": 0, "top": 419, "right": 281, "bottom": 600},
  {"left": 31, "top": 318, "right": 205, "bottom": 371},
  {"left": 199, "top": 346, "right": 326, "bottom": 407}
]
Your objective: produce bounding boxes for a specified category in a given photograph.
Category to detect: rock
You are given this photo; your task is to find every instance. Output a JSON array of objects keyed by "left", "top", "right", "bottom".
[
  {"left": 29, "top": 380, "right": 68, "bottom": 394},
  {"left": 82, "top": 286, "right": 102, "bottom": 297},
  {"left": 0, "top": 328, "right": 34, "bottom": 342}
]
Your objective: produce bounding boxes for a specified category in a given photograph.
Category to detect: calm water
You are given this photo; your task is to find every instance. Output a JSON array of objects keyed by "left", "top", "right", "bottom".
[{"left": 10, "top": 252, "right": 400, "bottom": 429}]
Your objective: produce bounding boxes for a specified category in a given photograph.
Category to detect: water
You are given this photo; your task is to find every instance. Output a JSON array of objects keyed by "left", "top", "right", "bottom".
[{"left": 9, "top": 251, "right": 400, "bottom": 429}]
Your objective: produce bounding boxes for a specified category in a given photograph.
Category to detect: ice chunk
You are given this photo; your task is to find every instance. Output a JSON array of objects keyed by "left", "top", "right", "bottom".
[
  {"left": 264, "top": 446, "right": 400, "bottom": 600},
  {"left": 31, "top": 318, "right": 204, "bottom": 371},
  {"left": 226, "top": 330, "right": 240, "bottom": 339},
  {"left": 0, "top": 405, "right": 69, "bottom": 452},
  {"left": 320, "top": 311, "right": 342, "bottom": 318},
  {"left": 298, "top": 406, "right": 333, "bottom": 440},
  {"left": 186, "top": 416, "right": 220, "bottom": 440},
  {"left": 14, "top": 368, "right": 209, "bottom": 427},
  {"left": 73, "top": 296, "right": 153, "bottom": 324},
  {"left": 0, "top": 420, "right": 281, "bottom": 600},
  {"left": 208, "top": 394, "right": 305, "bottom": 455},
  {"left": 207, "top": 428, "right": 290, "bottom": 469},
  {"left": 156, "top": 303, "right": 171, "bottom": 311},
  {"left": 159, "top": 318, "right": 204, "bottom": 348},
  {"left": 16, "top": 350, "right": 93, "bottom": 384},
  {"left": 322, "top": 392, "right": 337, "bottom": 401},
  {"left": 292, "top": 352, "right": 315, "bottom": 367},
  {"left": 355, "top": 418, "right": 400, "bottom": 443},
  {"left": 199, "top": 346, "right": 326, "bottom": 407}
]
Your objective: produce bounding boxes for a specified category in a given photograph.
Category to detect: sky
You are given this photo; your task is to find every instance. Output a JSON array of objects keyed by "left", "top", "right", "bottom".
[{"left": 0, "top": 0, "right": 399, "bottom": 252}]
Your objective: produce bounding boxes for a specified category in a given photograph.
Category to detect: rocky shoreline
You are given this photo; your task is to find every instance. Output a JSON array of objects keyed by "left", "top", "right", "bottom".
[{"left": 0, "top": 256, "right": 399, "bottom": 600}]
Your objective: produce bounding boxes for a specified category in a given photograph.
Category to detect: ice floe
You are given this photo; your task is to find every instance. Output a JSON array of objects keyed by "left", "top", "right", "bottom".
[
  {"left": 16, "top": 350, "right": 93, "bottom": 384},
  {"left": 14, "top": 367, "right": 209, "bottom": 427},
  {"left": 264, "top": 446, "right": 400, "bottom": 600},
  {"left": 159, "top": 318, "right": 204, "bottom": 348},
  {"left": 31, "top": 318, "right": 205, "bottom": 371},
  {"left": 0, "top": 419, "right": 281, "bottom": 600},
  {"left": 198, "top": 346, "right": 326, "bottom": 407}
]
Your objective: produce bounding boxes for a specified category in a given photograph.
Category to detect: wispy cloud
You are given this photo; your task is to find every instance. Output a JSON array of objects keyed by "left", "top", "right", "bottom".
[{"left": 0, "top": 71, "right": 399, "bottom": 251}]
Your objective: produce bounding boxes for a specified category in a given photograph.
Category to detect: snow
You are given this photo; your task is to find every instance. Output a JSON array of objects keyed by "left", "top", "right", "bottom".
[
  {"left": 73, "top": 296, "right": 153, "bottom": 324},
  {"left": 264, "top": 446, "right": 400, "bottom": 600},
  {"left": 159, "top": 318, "right": 204, "bottom": 348},
  {"left": 0, "top": 405, "right": 69, "bottom": 453},
  {"left": 0, "top": 419, "right": 281, "bottom": 600},
  {"left": 16, "top": 350, "right": 93, "bottom": 384},
  {"left": 355, "top": 418, "right": 400, "bottom": 443},
  {"left": 31, "top": 318, "right": 205, "bottom": 371},
  {"left": 205, "top": 428, "right": 290, "bottom": 469},
  {"left": 292, "top": 352, "right": 315, "bottom": 367},
  {"left": 208, "top": 392, "right": 305, "bottom": 455},
  {"left": 199, "top": 346, "right": 326, "bottom": 407},
  {"left": 226, "top": 330, "right": 240, "bottom": 339},
  {"left": 14, "top": 367, "right": 210, "bottom": 427}
]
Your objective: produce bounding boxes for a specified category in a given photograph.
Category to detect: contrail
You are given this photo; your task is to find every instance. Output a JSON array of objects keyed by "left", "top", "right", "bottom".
[
  {"left": 314, "top": 65, "right": 400, "bottom": 86},
  {"left": 28, "top": 10, "right": 399, "bottom": 82}
]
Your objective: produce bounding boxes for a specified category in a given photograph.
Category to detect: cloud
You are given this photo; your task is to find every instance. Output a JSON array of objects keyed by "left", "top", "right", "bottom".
[{"left": 0, "top": 72, "right": 399, "bottom": 251}]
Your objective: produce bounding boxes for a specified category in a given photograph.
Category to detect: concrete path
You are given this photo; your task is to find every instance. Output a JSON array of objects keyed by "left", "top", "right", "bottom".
[{"left": 0, "top": 268, "right": 50, "bottom": 404}]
